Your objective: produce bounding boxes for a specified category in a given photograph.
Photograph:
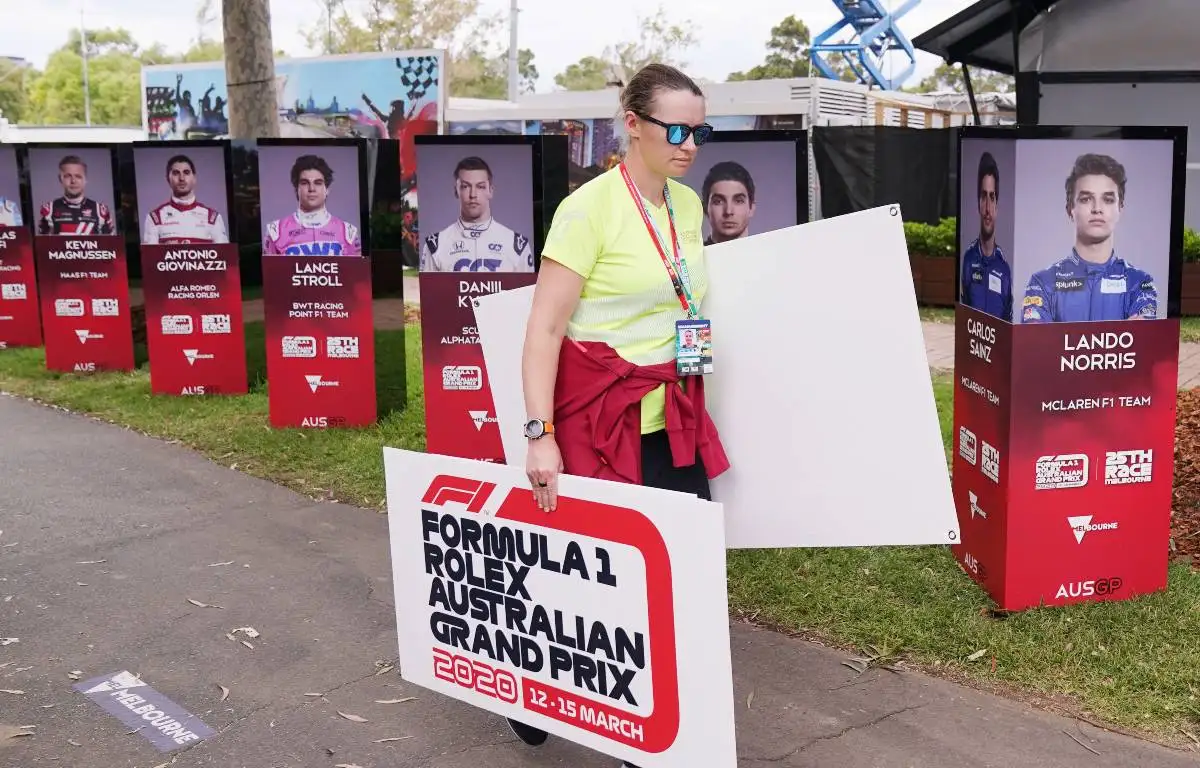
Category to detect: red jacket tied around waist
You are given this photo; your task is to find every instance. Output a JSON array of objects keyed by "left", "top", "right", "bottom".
[{"left": 553, "top": 338, "right": 730, "bottom": 485}]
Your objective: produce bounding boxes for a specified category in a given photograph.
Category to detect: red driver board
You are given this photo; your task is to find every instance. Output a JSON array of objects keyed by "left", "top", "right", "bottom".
[
  {"left": 261, "top": 255, "right": 377, "bottom": 428},
  {"left": 951, "top": 304, "right": 1179, "bottom": 611},
  {"left": 0, "top": 228, "right": 42, "bottom": 349},
  {"left": 34, "top": 234, "right": 134, "bottom": 373},
  {"left": 140, "top": 243, "right": 247, "bottom": 396}
]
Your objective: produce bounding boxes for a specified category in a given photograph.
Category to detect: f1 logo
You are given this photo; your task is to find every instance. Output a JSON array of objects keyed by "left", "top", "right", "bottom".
[{"left": 422, "top": 474, "right": 495, "bottom": 512}]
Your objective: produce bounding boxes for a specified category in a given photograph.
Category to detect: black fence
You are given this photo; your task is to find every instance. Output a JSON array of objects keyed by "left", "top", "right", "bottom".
[{"left": 812, "top": 126, "right": 957, "bottom": 225}]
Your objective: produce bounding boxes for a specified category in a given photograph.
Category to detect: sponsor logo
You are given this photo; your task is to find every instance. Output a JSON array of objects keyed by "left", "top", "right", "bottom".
[
  {"left": 75, "top": 329, "right": 104, "bottom": 344},
  {"left": 0, "top": 283, "right": 26, "bottom": 300},
  {"left": 201, "top": 314, "right": 231, "bottom": 334},
  {"left": 1056, "top": 577, "right": 1123, "bottom": 599},
  {"left": 1067, "top": 514, "right": 1119, "bottom": 544},
  {"left": 1054, "top": 278, "right": 1085, "bottom": 291},
  {"left": 282, "top": 335, "right": 317, "bottom": 358},
  {"left": 963, "top": 552, "right": 986, "bottom": 579},
  {"left": 305, "top": 374, "right": 339, "bottom": 394},
  {"left": 84, "top": 671, "right": 148, "bottom": 694},
  {"left": 55, "top": 298, "right": 85, "bottom": 317},
  {"left": 91, "top": 298, "right": 119, "bottom": 317},
  {"left": 1105, "top": 449, "right": 1153, "bottom": 485},
  {"left": 326, "top": 336, "right": 360, "bottom": 359},
  {"left": 981, "top": 441, "right": 1000, "bottom": 484},
  {"left": 1022, "top": 295, "right": 1043, "bottom": 307},
  {"left": 300, "top": 416, "right": 345, "bottom": 428},
  {"left": 968, "top": 490, "right": 987, "bottom": 520},
  {"left": 161, "top": 315, "right": 193, "bottom": 335},
  {"left": 422, "top": 474, "right": 496, "bottom": 511},
  {"left": 1035, "top": 454, "right": 1088, "bottom": 490},
  {"left": 468, "top": 410, "right": 499, "bottom": 431},
  {"left": 443, "top": 365, "right": 483, "bottom": 391},
  {"left": 182, "top": 349, "right": 214, "bottom": 366}
]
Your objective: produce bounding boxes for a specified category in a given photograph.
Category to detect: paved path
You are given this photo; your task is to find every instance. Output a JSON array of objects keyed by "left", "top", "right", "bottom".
[{"left": 1, "top": 395, "right": 1197, "bottom": 766}]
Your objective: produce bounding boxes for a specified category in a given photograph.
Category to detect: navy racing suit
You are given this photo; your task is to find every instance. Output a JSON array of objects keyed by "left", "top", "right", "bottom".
[
  {"left": 959, "top": 238, "right": 1012, "bottom": 322},
  {"left": 1021, "top": 250, "right": 1157, "bottom": 323}
]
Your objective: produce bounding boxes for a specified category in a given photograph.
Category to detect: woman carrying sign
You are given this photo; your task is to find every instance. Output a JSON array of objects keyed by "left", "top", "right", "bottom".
[{"left": 511, "top": 62, "right": 730, "bottom": 765}]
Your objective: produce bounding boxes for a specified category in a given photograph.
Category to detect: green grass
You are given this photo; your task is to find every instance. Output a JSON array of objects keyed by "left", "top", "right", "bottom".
[
  {"left": 1182, "top": 318, "right": 1200, "bottom": 344},
  {"left": 1, "top": 324, "right": 1199, "bottom": 745},
  {"left": 918, "top": 305, "right": 955, "bottom": 323}
]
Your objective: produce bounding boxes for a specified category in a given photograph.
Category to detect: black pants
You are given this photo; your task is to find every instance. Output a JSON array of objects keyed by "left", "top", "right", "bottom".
[{"left": 639, "top": 429, "right": 712, "bottom": 500}]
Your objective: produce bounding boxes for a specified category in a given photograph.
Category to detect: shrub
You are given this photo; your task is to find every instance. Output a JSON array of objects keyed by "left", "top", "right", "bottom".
[
  {"left": 903, "top": 217, "right": 956, "bottom": 258},
  {"left": 906, "top": 217, "right": 1200, "bottom": 263}
]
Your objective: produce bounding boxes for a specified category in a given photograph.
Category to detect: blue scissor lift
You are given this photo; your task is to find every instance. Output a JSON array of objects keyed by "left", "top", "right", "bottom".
[{"left": 808, "top": 0, "right": 922, "bottom": 90}]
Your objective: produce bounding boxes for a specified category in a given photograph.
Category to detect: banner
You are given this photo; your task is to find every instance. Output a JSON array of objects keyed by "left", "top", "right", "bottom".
[
  {"left": 383, "top": 447, "right": 737, "bottom": 767},
  {"left": 475, "top": 206, "right": 960, "bottom": 549},
  {"left": 415, "top": 136, "right": 556, "bottom": 461},
  {"left": 27, "top": 145, "right": 133, "bottom": 373},
  {"left": 952, "top": 127, "right": 1186, "bottom": 610},
  {"left": 133, "top": 142, "right": 247, "bottom": 395},
  {"left": 257, "top": 138, "right": 376, "bottom": 428},
  {"left": 0, "top": 146, "right": 39, "bottom": 349}
]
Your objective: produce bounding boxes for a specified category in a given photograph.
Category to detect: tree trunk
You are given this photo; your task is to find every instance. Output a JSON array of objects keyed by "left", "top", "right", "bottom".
[{"left": 222, "top": 0, "right": 280, "bottom": 139}]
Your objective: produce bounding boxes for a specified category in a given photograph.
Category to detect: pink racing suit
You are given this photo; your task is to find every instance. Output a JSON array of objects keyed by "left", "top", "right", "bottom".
[{"left": 263, "top": 209, "right": 362, "bottom": 256}]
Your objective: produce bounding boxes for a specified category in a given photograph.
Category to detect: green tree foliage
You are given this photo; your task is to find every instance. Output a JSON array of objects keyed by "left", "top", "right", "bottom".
[
  {"left": 305, "top": 0, "right": 538, "bottom": 98},
  {"left": 0, "top": 59, "right": 30, "bottom": 122},
  {"left": 16, "top": 6, "right": 281, "bottom": 128},
  {"left": 908, "top": 61, "right": 1014, "bottom": 93},
  {"left": 553, "top": 6, "right": 698, "bottom": 91},
  {"left": 727, "top": 15, "right": 859, "bottom": 83}
]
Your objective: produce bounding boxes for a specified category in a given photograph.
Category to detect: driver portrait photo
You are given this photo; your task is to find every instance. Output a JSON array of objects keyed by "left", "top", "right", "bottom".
[
  {"left": 959, "top": 151, "right": 1013, "bottom": 323},
  {"left": 1021, "top": 153, "right": 1157, "bottom": 323},
  {"left": 263, "top": 153, "right": 362, "bottom": 256},
  {"left": 701, "top": 161, "right": 756, "bottom": 244},
  {"left": 36, "top": 153, "right": 117, "bottom": 237},
  {"left": 0, "top": 148, "right": 22, "bottom": 228},
  {"left": 141, "top": 153, "right": 229, "bottom": 245},
  {"left": 420, "top": 155, "right": 533, "bottom": 273}
]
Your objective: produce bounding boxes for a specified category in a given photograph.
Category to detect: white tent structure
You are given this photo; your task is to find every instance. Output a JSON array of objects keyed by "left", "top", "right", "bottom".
[{"left": 915, "top": 0, "right": 1200, "bottom": 226}]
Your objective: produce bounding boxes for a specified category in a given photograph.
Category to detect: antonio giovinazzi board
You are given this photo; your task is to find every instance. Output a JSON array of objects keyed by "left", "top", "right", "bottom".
[{"left": 416, "top": 142, "right": 536, "bottom": 273}]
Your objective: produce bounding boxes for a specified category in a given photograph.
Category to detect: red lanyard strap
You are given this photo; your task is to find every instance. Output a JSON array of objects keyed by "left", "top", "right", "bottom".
[{"left": 619, "top": 163, "right": 696, "bottom": 317}]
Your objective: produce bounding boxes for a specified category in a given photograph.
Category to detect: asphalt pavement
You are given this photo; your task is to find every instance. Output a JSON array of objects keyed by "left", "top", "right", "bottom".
[{"left": 0, "top": 393, "right": 1196, "bottom": 767}]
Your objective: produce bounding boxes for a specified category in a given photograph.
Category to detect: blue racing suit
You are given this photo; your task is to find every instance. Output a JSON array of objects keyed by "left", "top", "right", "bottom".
[
  {"left": 959, "top": 239, "right": 1013, "bottom": 323},
  {"left": 1021, "top": 250, "right": 1157, "bottom": 323}
]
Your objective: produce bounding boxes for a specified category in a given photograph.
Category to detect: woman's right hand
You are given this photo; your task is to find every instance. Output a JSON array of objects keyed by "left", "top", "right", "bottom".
[{"left": 527, "top": 437, "right": 564, "bottom": 512}]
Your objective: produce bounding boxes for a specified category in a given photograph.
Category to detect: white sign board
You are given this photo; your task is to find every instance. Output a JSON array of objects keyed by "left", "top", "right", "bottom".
[
  {"left": 475, "top": 205, "right": 959, "bottom": 549},
  {"left": 383, "top": 447, "right": 737, "bottom": 768}
]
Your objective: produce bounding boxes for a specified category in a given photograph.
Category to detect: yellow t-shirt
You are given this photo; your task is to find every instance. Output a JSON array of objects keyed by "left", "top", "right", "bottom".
[{"left": 541, "top": 165, "right": 709, "bottom": 434}]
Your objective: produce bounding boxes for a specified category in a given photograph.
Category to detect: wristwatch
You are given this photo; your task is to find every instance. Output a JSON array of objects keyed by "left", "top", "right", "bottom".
[{"left": 524, "top": 418, "right": 554, "bottom": 439}]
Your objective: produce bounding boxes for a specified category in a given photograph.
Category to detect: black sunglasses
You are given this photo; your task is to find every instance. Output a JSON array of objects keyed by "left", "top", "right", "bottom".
[{"left": 638, "top": 114, "right": 713, "bottom": 146}]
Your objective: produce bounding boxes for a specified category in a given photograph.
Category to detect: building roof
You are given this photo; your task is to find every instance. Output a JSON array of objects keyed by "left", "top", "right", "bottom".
[{"left": 912, "top": 0, "right": 1056, "bottom": 74}]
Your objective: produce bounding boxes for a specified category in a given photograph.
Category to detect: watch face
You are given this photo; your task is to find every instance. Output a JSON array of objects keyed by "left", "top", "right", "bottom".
[{"left": 525, "top": 419, "right": 544, "bottom": 438}]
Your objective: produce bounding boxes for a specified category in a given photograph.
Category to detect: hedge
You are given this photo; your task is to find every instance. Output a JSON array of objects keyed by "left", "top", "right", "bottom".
[{"left": 904, "top": 218, "right": 1200, "bottom": 263}]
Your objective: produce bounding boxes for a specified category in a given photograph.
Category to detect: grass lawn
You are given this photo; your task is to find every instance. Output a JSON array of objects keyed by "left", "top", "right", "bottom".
[{"left": 1, "top": 322, "right": 1199, "bottom": 745}]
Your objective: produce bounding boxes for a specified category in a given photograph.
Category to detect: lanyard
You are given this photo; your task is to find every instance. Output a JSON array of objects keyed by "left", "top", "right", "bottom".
[{"left": 618, "top": 163, "right": 698, "bottom": 319}]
